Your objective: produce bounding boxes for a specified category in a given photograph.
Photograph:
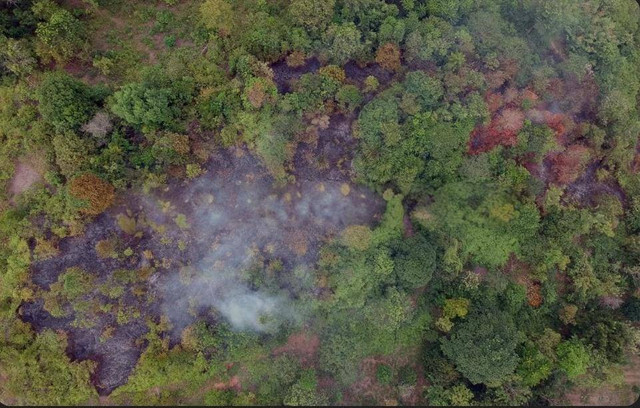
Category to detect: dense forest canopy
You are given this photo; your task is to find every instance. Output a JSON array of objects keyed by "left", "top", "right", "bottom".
[{"left": 1, "top": 0, "right": 640, "bottom": 405}]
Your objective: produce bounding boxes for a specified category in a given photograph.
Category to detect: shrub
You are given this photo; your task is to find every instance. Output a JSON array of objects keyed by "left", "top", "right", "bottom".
[
  {"left": 376, "top": 364, "right": 393, "bottom": 384},
  {"left": 341, "top": 225, "right": 373, "bottom": 251},
  {"left": 364, "top": 75, "right": 379, "bottom": 92},
  {"left": 95, "top": 238, "right": 118, "bottom": 259},
  {"left": 286, "top": 51, "right": 307, "bottom": 68},
  {"left": 440, "top": 309, "right": 520, "bottom": 385},
  {"left": 392, "top": 234, "right": 436, "bottom": 289},
  {"left": 336, "top": 85, "right": 363, "bottom": 112}
]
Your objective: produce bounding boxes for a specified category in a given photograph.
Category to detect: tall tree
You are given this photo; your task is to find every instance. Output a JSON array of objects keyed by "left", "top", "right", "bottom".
[{"left": 440, "top": 309, "right": 521, "bottom": 385}]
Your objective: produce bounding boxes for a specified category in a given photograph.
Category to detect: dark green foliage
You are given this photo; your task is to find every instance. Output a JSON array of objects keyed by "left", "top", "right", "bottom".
[
  {"left": 423, "top": 346, "right": 461, "bottom": 387},
  {"left": 288, "top": 0, "right": 335, "bottom": 34},
  {"left": 354, "top": 72, "right": 477, "bottom": 193},
  {"left": 110, "top": 69, "right": 194, "bottom": 128},
  {"left": 283, "top": 369, "right": 328, "bottom": 406},
  {"left": 516, "top": 342, "right": 552, "bottom": 387},
  {"left": 242, "top": 13, "right": 289, "bottom": 62},
  {"left": 397, "top": 365, "right": 417, "bottom": 386},
  {"left": 466, "top": 9, "right": 535, "bottom": 82},
  {"left": 391, "top": 233, "right": 436, "bottom": 289},
  {"left": 424, "top": 0, "right": 473, "bottom": 23},
  {"left": 336, "top": 0, "right": 398, "bottom": 36},
  {"left": 576, "top": 310, "right": 634, "bottom": 364},
  {"left": 110, "top": 83, "right": 176, "bottom": 127},
  {"left": 0, "top": 37, "right": 37, "bottom": 77},
  {"left": 375, "top": 364, "right": 393, "bottom": 384},
  {"left": 52, "top": 131, "right": 92, "bottom": 178},
  {"left": 440, "top": 309, "right": 521, "bottom": 385},
  {"left": 318, "top": 321, "right": 365, "bottom": 384},
  {"left": 34, "top": 6, "right": 85, "bottom": 64},
  {"left": 514, "top": 123, "right": 558, "bottom": 163},
  {"left": 58, "top": 267, "right": 95, "bottom": 300},
  {"left": 0, "top": 2, "right": 37, "bottom": 40},
  {"left": 37, "top": 72, "right": 95, "bottom": 132},
  {"left": 403, "top": 71, "right": 444, "bottom": 111},
  {"left": 622, "top": 298, "right": 640, "bottom": 321},
  {"left": 323, "top": 23, "right": 365, "bottom": 65},
  {"left": 404, "top": 16, "right": 457, "bottom": 64},
  {"left": 284, "top": 71, "right": 341, "bottom": 113},
  {"left": 336, "top": 84, "right": 363, "bottom": 112},
  {"left": 425, "top": 182, "right": 540, "bottom": 267}
]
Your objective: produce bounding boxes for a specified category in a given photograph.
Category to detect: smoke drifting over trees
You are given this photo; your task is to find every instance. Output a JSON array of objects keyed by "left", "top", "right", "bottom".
[
  {"left": 3, "top": 0, "right": 640, "bottom": 405},
  {"left": 154, "top": 148, "right": 384, "bottom": 333},
  {"left": 21, "top": 146, "right": 384, "bottom": 392}
]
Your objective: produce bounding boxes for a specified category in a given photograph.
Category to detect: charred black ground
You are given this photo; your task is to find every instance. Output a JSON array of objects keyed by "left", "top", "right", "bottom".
[{"left": 20, "top": 112, "right": 385, "bottom": 394}]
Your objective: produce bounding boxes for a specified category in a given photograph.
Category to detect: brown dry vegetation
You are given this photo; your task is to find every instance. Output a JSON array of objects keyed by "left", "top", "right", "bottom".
[{"left": 69, "top": 173, "right": 116, "bottom": 215}]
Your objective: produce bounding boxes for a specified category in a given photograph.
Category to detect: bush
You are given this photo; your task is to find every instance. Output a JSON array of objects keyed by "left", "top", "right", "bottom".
[
  {"left": 375, "top": 43, "right": 401, "bottom": 71},
  {"left": 0, "top": 329, "right": 97, "bottom": 405},
  {"left": 376, "top": 364, "right": 393, "bottom": 384},
  {"left": 341, "top": 225, "right": 373, "bottom": 251},
  {"left": 35, "top": 8, "right": 85, "bottom": 64},
  {"left": 95, "top": 238, "right": 118, "bottom": 259},
  {"left": 336, "top": 85, "right": 363, "bottom": 112},
  {"left": 288, "top": 0, "right": 335, "bottom": 34},
  {"left": 110, "top": 83, "right": 175, "bottom": 127},
  {"left": 52, "top": 131, "right": 92, "bottom": 178},
  {"left": 556, "top": 339, "right": 591, "bottom": 379},
  {"left": 323, "top": 23, "right": 365, "bottom": 65},
  {"left": 398, "top": 365, "right": 417, "bottom": 386}
]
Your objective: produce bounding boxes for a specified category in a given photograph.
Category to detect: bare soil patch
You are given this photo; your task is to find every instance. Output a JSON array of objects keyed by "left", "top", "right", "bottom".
[{"left": 9, "top": 159, "right": 45, "bottom": 197}]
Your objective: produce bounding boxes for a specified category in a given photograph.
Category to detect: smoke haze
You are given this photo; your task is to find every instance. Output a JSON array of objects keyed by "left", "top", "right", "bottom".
[{"left": 149, "top": 147, "right": 385, "bottom": 332}]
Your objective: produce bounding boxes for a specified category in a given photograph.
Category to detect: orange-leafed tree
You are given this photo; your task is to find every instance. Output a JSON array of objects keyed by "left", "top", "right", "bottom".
[
  {"left": 375, "top": 43, "right": 401, "bottom": 71},
  {"left": 69, "top": 173, "right": 115, "bottom": 215}
]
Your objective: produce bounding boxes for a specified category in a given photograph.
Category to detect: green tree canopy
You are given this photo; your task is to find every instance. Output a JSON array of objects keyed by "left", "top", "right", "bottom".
[
  {"left": 556, "top": 338, "right": 591, "bottom": 379},
  {"left": 37, "top": 71, "right": 95, "bottom": 132},
  {"left": 440, "top": 309, "right": 521, "bottom": 385},
  {"left": 0, "top": 329, "right": 97, "bottom": 405}
]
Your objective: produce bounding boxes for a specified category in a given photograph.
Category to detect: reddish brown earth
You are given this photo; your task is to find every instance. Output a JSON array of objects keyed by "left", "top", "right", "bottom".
[{"left": 272, "top": 331, "right": 320, "bottom": 367}]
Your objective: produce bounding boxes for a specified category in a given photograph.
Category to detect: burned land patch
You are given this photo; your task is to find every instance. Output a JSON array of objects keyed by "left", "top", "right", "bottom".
[{"left": 21, "top": 125, "right": 384, "bottom": 394}]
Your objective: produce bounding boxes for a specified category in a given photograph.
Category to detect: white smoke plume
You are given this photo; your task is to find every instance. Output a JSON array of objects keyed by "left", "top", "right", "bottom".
[{"left": 144, "top": 148, "right": 384, "bottom": 333}]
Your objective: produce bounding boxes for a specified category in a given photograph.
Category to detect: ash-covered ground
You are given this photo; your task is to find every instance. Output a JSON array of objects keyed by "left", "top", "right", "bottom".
[{"left": 20, "top": 115, "right": 385, "bottom": 394}]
